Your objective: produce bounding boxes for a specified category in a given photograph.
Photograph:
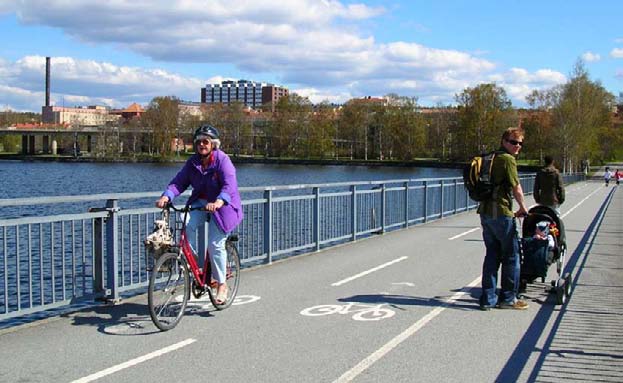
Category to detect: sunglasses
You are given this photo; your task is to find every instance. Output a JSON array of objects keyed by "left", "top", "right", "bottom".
[
  {"left": 195, "top": 139, "right": 212, "bottom": 146},
  {"left": 506, "top": 139, "right": 523, "bottom": 147}
]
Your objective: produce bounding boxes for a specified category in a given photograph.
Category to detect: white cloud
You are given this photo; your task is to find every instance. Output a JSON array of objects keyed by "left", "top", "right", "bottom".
[
  {"left": 2, "top": 0, "right": 575, "bottom": 109},
  {"left": 581, "top": 51, "right": 601, "bottom": 62},
  {"left": 610, "top": 48, "right": 623, "bottom": 58},
  {"left": 293, "top": 87, "right": 352, "bottom": 104},
  {"left": 487, "top": 67, "right": 566, "bottom": 102},
  {"left": 0, "top": 55, "right": 206, "bottom": 111}
]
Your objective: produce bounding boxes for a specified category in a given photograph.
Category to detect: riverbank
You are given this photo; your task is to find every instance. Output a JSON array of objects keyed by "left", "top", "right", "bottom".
[{"left": 0, "top": 152, "right": 470, "bottom": 169}]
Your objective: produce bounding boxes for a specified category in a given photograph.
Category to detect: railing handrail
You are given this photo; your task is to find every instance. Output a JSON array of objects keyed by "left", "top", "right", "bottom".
[{"left": 0, "top": 173, "right": 552, "bottom": 208}]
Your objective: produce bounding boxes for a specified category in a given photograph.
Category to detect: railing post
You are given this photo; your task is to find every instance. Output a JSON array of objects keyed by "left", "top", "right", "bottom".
[
  {"left": 105, "top": 199, "right": 120, "bottom": 303},
  {"left": 380, "top": 183, "right": 386, "bottom": 233},
  {"left": 423, "top": 180, "right": 428, "bottom": 223},
  {"left": 440, "top": 180, "right": 444, "bottom": 219},
  {"left": 314, "top": 187, "right": 320, "bottom": 251},
  {"left": 93, "top": 217, "right": 105, "bottom": 297},
  {"left": 351, "top": 185, "right": 357, "bottom": 241},
  {"left": 454, "top": 179, "right": 458, "bottom": 214},
  {"left": 264, "top": 189, "right": 273, "bottom": 264},
  {"left": 404, "top": 181, "right": 409, "bottom": 228}
]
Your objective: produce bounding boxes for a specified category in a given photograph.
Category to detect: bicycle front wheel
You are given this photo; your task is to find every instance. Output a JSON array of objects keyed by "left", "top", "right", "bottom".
[
  {"left": 210, "top": 240, "right": 241, "bottom": 310},
  {"left": 148, "top": 252, "right": 190, "bottom": 331}
]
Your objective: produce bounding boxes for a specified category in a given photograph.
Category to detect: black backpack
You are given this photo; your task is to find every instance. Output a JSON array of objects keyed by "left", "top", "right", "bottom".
[{"left": 463, "top": 151, "right": 498, "bottom": 202}]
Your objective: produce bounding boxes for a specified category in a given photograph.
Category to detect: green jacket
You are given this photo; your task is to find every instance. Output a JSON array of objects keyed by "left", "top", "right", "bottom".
[
  {"left": 533, "top": 164, "right": 565, "bottom": 207},
  {"left": 477, "top": 148, "right": 519, "bottom": 218}
]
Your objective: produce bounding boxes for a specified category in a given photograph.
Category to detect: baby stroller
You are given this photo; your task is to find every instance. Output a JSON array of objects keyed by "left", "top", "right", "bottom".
[{"left": 520, "top": 205, "right": 572, "bottom": 304}]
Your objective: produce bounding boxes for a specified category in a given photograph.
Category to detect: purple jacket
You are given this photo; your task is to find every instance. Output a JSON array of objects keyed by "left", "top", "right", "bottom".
[{"left": 162, "top": 150, "right": 243, "bottom": 233}]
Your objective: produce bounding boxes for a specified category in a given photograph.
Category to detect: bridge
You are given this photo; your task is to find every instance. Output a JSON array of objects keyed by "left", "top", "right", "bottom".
[
  {"left": 0, "top": 125, "right": 151, "bottom": 155},
  {"left": 0, "top": 173, "right": 620, "bottom": 382}
]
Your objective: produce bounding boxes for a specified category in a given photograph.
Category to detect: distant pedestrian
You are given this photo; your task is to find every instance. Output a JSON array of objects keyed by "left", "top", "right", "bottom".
[
  {"left": 533, "top": 155, "right": 565, "bottom": 214},
  {"left": 615, "top": 169, "right": 622, "bottom": 186},
  {"left": 604, "top": 167, "right": 612, "bottom": 186},
  {"left": 478, "top": 127, "right": 529, "bottom": 311}
]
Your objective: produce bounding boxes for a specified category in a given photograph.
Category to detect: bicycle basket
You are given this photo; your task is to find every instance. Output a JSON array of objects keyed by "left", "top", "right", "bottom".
[{"left": 144, "top": 209, "right": 174, "bottom": 259}]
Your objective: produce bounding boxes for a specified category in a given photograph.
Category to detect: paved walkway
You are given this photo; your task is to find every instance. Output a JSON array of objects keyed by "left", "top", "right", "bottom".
[
  {"left": 498, "top": 183, "right": 622, "bottom": 382},
  {"left": 530, "top": 184, "right": 623, "bottom": 382},
  {"left": 0, "top": 181, "right": 620, "bottom": 383}
]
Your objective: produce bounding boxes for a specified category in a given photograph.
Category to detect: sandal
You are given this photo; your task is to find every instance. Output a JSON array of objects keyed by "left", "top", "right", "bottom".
[{"left": 215, "top": 286, "right": 228, "bottom": 305}]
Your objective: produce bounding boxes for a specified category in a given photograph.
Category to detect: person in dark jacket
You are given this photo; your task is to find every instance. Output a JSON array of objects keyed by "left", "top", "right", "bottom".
[
  {"left": 533, "top": 155, "right": 565, "bottom": 214},
  {"left": 156, "top": 125, "right": 243, "bottom": 304}
]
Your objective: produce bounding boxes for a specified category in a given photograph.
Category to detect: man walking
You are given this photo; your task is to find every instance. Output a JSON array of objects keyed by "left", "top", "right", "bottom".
[
  {"left": 478, "top": 127, "right": 529, "bottom": 311},
  {"left": 533, "top": 155, "right": 565, "bottom": 214}
]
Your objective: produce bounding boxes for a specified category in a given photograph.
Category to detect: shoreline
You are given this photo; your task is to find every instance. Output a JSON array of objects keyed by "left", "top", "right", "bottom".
[{"left": 0, "top": 153, "right": 542, "bottom": 171}]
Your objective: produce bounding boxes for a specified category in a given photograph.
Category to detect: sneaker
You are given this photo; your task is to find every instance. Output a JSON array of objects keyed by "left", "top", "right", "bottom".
[
  {"left": 479, "top": 305, "right": 494, "bottom": 311},
  {"left": 497, "top": 299, "right": 529, "bottom": 310}
]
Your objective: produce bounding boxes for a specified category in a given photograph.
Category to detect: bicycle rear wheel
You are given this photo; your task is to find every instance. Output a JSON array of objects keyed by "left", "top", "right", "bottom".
[
  {"left": 210, "top": 240, "right": 241, "bottom": 310},
  {"left": 148, "top": 252, "right": 189, "bottom": 331}
]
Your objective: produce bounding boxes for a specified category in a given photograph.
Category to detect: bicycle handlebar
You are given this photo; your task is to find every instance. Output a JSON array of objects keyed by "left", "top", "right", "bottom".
[{"left": 165, "top": 202, "right": 206, "bottom": 213}]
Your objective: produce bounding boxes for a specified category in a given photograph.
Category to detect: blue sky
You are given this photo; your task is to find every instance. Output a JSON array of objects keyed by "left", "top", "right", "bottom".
[{"left": 1, "top": 0, "right": 621, "bottom": 112}]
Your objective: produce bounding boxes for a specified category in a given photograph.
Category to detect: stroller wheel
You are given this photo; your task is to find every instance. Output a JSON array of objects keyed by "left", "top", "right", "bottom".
[
  {"left": 564, "top": 273, "right": 572, "bottom": 298},
  {"left": 555, "top": 285, "right": 566, "bottom": 305}
]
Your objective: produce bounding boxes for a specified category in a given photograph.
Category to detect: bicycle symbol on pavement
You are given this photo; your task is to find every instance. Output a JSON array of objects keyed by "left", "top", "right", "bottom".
[{"left": 300, "top": 302, "right": 395, "bottom": 321}]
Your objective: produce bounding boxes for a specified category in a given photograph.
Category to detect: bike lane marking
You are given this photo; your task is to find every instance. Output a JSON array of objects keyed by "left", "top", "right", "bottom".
[
  {"left": 560, "top": 185, "right": 603, "bottom": 219},
  {"left": 70, "top": 338, "right": 196, "bottom": 383},
  {"left": 331, "top": 256, "right": 408, "bottom": 287},
  {"left": 448, "top": 227, "right": 479, "bottom": 240},
  {"left": 300, "top": 303, "right": 396, "bottom": 321},
  {"left": 332, "top": 277, "right": 481, "bottom": 383}
]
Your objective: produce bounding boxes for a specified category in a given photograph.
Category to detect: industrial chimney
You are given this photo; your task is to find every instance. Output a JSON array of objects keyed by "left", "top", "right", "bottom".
[{"left": 45, "top": 57, "right": 50, "bottom": 107}]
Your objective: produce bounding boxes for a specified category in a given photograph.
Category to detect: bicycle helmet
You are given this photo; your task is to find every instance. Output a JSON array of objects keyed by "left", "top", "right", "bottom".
[{"left": 193, "top": 124, "right": 219, "bottom": 142}]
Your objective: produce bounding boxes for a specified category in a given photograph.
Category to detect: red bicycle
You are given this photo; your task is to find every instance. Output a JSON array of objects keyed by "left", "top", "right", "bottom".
[{"left": 147, "top": 203, "right": 240, "bottom": 331}]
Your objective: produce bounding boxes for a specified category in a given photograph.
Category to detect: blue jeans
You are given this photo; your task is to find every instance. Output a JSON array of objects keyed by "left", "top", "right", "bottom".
[
  {"left": 479, "top": 215, "right": 520, "bottom": 307},
  {"left": 186, "top": 200, "right": 229, "bottom": 284}
]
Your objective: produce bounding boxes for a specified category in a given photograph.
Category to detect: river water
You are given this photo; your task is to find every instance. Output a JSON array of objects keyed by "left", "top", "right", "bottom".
[
  {"left": 0, "top": 160, "right": 461, "bottom": 218},
  {"left": 1, "top": 160, "right": 461, "bottom": 198}
]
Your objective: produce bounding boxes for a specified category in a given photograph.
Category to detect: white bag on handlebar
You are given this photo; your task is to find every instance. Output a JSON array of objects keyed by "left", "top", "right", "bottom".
[{"left": 144, "top": 217, "right": 173, "bottom": 258}]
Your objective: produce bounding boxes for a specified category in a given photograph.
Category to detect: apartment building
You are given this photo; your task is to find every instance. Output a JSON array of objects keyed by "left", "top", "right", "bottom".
[{"left": 201, "top": 80, "right": 288, "bottom": 110}]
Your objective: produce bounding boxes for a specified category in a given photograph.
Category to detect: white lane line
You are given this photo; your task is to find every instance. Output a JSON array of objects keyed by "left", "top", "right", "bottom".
[
  {"left": 448, "top": 227, "right": 479, "bottom": 240},
  {"left": 561, "top": 186, "right": 603, "bottom": 219},
  {"left": 71, "top": 338, "right": 196, "bottom": 383},
  {"left": 331, "top": 256, "right": 408, "bottom": 287},
  {"left": 332, "top": 277, "right": 481, "bottom": 383}
]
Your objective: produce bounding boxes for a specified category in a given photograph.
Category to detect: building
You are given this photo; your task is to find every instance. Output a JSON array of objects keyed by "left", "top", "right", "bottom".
[
  {"left": 261, "top": 85, "right": 289, "bottom": 111},
  {"left": 201, "top": 80, "right": 289, "bottom": 110},
  {"left": 42, "top": 105, "right": 118, "bottom": 126}
]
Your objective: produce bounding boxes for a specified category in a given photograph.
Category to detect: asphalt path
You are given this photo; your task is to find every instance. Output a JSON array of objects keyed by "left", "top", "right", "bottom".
[{"left": 0, "top": 180, "right": 620, "bottom": 383}]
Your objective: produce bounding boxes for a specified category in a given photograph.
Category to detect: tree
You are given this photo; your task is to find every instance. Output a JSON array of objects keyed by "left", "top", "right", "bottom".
[
  {"left": 382, "top": 96, "right": 427, "bottom": 160},
  {"left": 523, "top": 90, "right": 557, "bottom": 164},
  {"left": 307, "top": 102, "right": 337, "bottom": 158},
  {"left": 425, "top": 103, "right": 457, "bottom": 160},
  {"left": 549, "top": 60, "right": 614, "bottom": 171},
  {"left": 142, "top": 96, "right": 180, "bottom": 156},
  {"left": 338, "top": 99, "right": 371, "bottom": 160},
  {"left": 271, "top": 94, "right": 312, "bottom": 157},
  {"left": 454, "top": 83, "right": 515, "bottom": 160}
]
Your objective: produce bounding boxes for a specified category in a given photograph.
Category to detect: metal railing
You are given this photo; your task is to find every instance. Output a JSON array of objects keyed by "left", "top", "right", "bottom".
[{"left": 0, "top": 173, "right": 586, "bottom": 321}]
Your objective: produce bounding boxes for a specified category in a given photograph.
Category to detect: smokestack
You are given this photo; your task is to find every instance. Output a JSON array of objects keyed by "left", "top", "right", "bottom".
[{"left": 45, "top": 57, "right": 50, "bottom": 107}]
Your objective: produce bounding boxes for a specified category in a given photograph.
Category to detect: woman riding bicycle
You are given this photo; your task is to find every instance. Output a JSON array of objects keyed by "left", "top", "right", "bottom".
[{"left": 155, "top": 124, "right": 243, "bottom": 304}]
